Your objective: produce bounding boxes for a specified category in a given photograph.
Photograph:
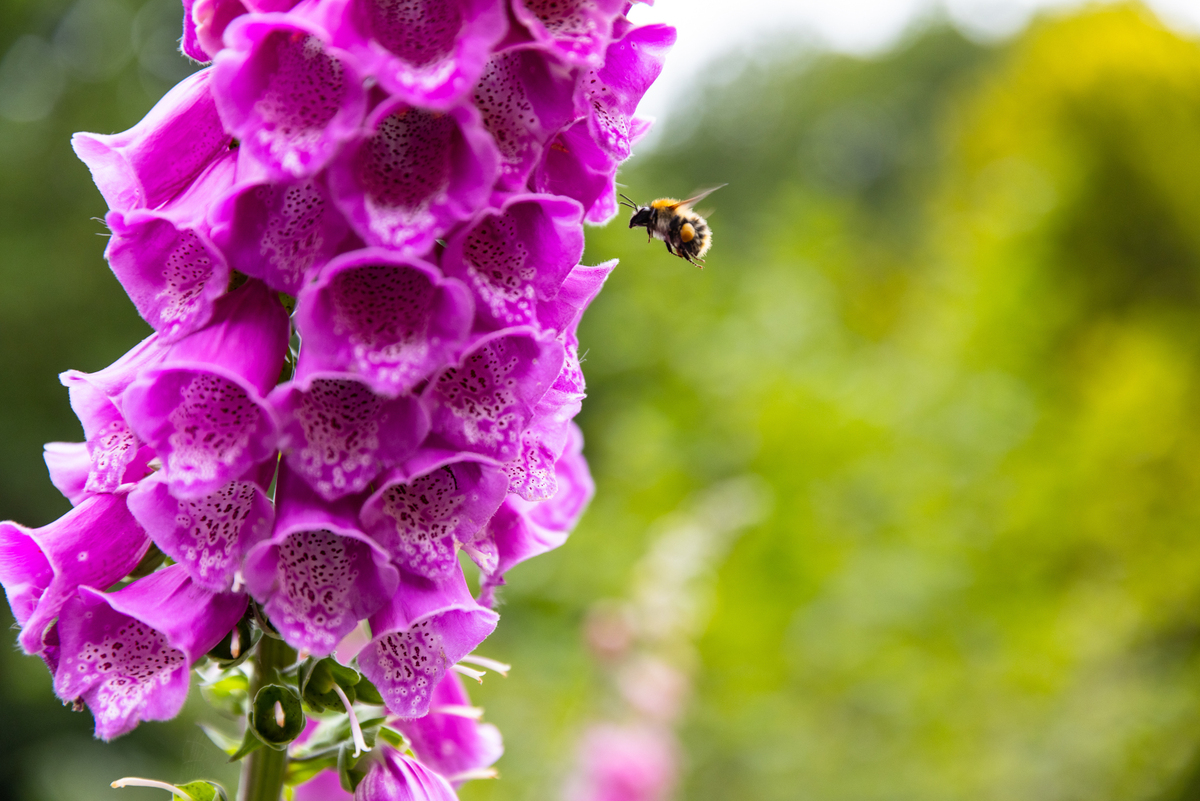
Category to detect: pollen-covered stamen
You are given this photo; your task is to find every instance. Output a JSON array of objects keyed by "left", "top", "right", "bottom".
[
  {"left": 229, "top": 626, "right": 241, "bottom": 659},
  {"left": 111, "top": 778, "right": 196, "bottom": 800},
  {"left": 451, "top": 663, "right": 485, "bottom": 682},
  {"left": 273, "top": 699, "right": 286, "bottom": 728},
  {"left": 458, "top": 654, "right": 510, "bottom": 676},
  {"left": 333, "top": 682, "right": 371, "bottom": 758}
]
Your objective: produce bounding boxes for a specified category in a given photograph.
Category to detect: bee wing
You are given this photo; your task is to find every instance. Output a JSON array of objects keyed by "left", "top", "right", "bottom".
[{"left": 670, "top": 183, "right": 728, "bottom": 210}]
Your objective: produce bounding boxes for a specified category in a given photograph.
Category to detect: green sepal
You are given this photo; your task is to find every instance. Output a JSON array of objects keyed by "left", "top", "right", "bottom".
[
  {"left": 337, "top": 743, "right": 366, "bottom": 793},
  {"left": 198, "top": 670, "right": 251, "bottom": 717},
  {"left": 250, "top": 599, "right": 283, "bottom": 640},
  {"left": 198, "top": 723, "right": 241, "bottom": 756},
  {"left": 228, "top": 727, "right": 266, "bottom": 762},
  {"left": 376, "top": 726, "right": 406, "bottom": 750},
  {"left": 207, "top": 618, "right": 260, "bottom": 669},
  {"left": 250, "top": 684, "right": 306, "bottom": 748},
  {"left": 175, "top": 781, "right": 228, "bottom": 801},
  {"left": 298, "top": 657, "right": 362, "bottom": 712},
  {"left": 285, "top": 755, "right": 340, "bottom": 787},
  {"left": 353, "top": 675, "right": 385, "bottom": 706}
]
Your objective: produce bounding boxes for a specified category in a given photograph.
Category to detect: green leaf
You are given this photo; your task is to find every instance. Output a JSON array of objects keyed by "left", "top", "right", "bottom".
[
  {"left": 298, "top": 657, "right": 363, "bottom": 712},
  {"left": 376, "top": 726, "right": 406, "bottom": 750},
  {"left": 337, "top": 743, "right": 365, "bottom": 794},
  {"left": 285, "top": 755, "right": 339, "bottom": 786},
  {"left": 198, "top": 671, "right": 251, "bottom": 717},
  {"left": 197, "top": 723, "right": 241, "bottom": 756},
  {"left": 352, "top": 675, "right": 384, "bottom": 706},
  {"left": 228, "top": 727, "right": 265, "bottom": 762}
]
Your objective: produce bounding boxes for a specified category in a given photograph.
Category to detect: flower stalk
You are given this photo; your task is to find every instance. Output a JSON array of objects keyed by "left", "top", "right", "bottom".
[{"left": 238, "top": 636, "right": 295, "bottom": 801}]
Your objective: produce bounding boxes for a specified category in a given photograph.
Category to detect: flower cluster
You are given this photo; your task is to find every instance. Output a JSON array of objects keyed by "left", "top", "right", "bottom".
[{"left": 0, "top": 0, "right": 672, "bottom": 796}]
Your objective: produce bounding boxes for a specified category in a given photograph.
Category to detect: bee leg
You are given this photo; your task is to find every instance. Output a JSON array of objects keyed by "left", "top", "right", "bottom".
[{"left": 664, "top": 241, "right": 674, "bottom": 256}]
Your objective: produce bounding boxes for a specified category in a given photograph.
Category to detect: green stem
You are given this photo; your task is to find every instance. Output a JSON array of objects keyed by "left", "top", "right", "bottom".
[{"left": 237, "top": 635, "right": 296, "bottom": 801}]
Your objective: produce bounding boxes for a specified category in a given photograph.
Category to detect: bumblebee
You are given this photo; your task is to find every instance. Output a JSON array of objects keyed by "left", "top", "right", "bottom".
[{"left": 620, "top": 184, "right": 726, "bottom": 267}]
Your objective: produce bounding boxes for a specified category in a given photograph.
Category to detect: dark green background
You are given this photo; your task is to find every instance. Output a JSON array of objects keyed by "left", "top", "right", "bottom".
[{"left": 5, "top": 2, "right": 1200, "bottom": 799}]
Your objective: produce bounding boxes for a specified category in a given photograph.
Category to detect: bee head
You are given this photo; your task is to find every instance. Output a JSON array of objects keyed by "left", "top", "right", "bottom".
[
  {"left": 628, "top": 207, "right": 653, "bottom": 229},
  {"left": 619, "top": 193, "right": 650, "bottom": 228}
]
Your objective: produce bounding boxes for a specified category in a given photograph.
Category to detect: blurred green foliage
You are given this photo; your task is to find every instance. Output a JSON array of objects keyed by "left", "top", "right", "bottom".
[{"left": 6, "top": 3, "right": 1200, "bottom": 800}]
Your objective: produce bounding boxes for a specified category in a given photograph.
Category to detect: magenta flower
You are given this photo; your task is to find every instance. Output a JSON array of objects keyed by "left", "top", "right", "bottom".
[
  {"left": 564, "top": 723, "right": 678, "bottom": 801},
  {"left": 243, "top": 466, "right": 399, "bottom": 655},
  {"left": 578, "top": 23, "right": 676, "bottom": 161},
  {"left": 4, "top": 0, "right": 677, "bottom": 786},
  {"left": 511, "top": 0, "right": 627, "bottom": 67},
  {"left": 0, "top": 492, "right": 151, "bottom": 655},
  {"left": 126, "top": 467, "right": 276, "bottom": 591},
  {"left": 214, "top": 14, "right": 368, "bottom": 179},
  {"left": 53, "top": 564, "right": 247, "bottom": 740},
  {"left": 355, "top": 748, "right": 458, "bottom": 801},
  {"left": 393, "top": 671, "right": 503, "bottom": 784},
  {"left": 61, "top": 371, "right": 154, "bottom": 496},
  {"left": 43, "top": 442, "right": 96, "bottom": 506},
  {"left": 333, "top": 0, "right": 508, "bottom": 110},
  {"left": 122, "top": 280, "right": 289, "bottom": 498},
  {"left": 357, "top": 567, "right": 498, "bottom": 718},
  {"left": 104, "top": 152, "right": 238, "bottom": 342},
  {"left": 72, "top": 70, "right": 232, "bottom": 214},
  {"left": 209, "top": 172, "right": 351, "bottom": 295},
  {"left": 272, "top": 370, "right": 429, "bottom": 500},
  {"left": 440, "top": 193, "right": 585, "bottom": 331},
  {"left": 359, "top": 453, "right": 508, "bottom": 578},
  {"left": 328, "top": 98, "right": 498, "bottom": 253},
  {"left": 424, "top": 326, "right": 565, "bottom": 462},
  {"left": 294, "top": 248, "right": 473, "bottom": 395},
  {"left": 473, "top": 46, "right": 577, "bottom": 190},
  {"left": 474, "top": 423, "right": 593, "bottom": 600}
]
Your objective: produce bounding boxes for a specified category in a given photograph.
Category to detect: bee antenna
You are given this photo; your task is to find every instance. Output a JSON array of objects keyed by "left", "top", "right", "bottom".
[{"left": 618, "top": 193, "right": 638, "bottom": 209}]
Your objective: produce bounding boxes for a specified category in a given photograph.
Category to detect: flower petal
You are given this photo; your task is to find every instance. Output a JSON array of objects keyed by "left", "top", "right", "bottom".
[
  {"left": 473, "top": 46, "right": 578, "bottom": 191},
  {"left": 214, "top": 14, "right": 368, "bottom": 179},
  {"left": 0, "top": 493, "right": 151, "bottom": 655},
  {"left": 53, "top": 565, "right": 247, "bottom": 740},
  {"left": 336, "top": 0, "right": 508, "bottom": 109},
  {"left": 272, "top": 373, "right": 430, "bottom": 500},
  {"left": 243, "top": 466, "right": 399, "bottom": 656},
  {"left": 360, "top": 456, "right": 508, "bottom": 578},
  {"left": 424, "top": 326, "right": 564, "bottom": 462},
  {"left": 72, "top": 69, "right": 232, "bottom": 213},
  {"left": 295, "top": 248, "right": 473, "bottom": 395},
  {"left": 127, "top": 471, "right": 275, "bottom": 591},
  {"left": 393, "top": 671, "right": 503, "bottom": 783},
  {"left": 328, "top": 100, "right": 498, "bottom": 253},
  {"left": 441, "top": 193, "right": 584, "bottom": 332},
  {"left": 210, "top": 173, "right": 351, "bottom": 294},
  {"left": 359, "top": 567, "right": 498, "bottom": 719}
]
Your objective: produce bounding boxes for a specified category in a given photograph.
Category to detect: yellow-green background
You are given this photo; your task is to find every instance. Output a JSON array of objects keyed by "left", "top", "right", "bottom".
[{"left": 4, "top": 2, "right": 1200, "bottom": 799}]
